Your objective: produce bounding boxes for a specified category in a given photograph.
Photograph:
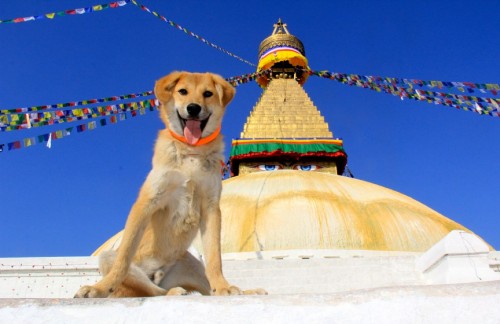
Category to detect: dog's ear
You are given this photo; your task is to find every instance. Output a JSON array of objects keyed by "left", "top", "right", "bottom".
[
  {"left": 155, "top": 71, "right": 185, "bottom": 103},
  {"left": 211, "top": 73, "right": 236, "bottom": 107}
]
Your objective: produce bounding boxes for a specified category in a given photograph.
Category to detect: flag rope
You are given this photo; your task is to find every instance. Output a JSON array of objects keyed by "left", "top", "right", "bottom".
[
  {"left": 2, "top": 66, "right": 499, "bottom": 152},
  {"left": 0, "top": 1, "right": 129, "bottom": 23},
  {"left": 306, "top": 69, "right": 500, "bottom": 118},
  {"left": 129, "top": 0, "right": 255, "bottom": 67},
  {"left": 0, "top": 0, "right": 255, "bottom": 67}
]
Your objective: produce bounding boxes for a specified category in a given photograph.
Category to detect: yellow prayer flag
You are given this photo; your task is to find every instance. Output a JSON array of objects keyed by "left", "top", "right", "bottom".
[{"left": 46, "top": 13, "right": 55, "bottom": 19}]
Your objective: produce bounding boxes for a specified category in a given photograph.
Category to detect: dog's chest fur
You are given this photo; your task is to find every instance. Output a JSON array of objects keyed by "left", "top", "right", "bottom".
[{"left": 147, "top": 137, "right": 223, "bottom": 235}]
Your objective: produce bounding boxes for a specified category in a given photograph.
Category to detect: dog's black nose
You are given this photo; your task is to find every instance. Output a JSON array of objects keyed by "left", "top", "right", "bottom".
[{"left": 187, "top": 103, "right": 202, "bottom": 117}]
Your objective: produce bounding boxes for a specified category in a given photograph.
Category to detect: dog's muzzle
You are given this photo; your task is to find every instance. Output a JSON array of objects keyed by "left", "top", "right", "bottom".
[{"left": 176, "top": 109, "right": 210, "bottom": 145}]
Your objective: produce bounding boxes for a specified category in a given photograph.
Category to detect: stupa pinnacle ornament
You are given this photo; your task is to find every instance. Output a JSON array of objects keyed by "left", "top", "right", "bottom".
[
  {"left": 229, "top": 20, "right": 347, "bottom": 176},
  {"left": 256, "top": 19, "right": 310, "bottom": 87}
]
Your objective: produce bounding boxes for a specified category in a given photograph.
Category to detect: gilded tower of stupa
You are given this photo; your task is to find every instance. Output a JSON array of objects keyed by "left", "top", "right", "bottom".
[{"left": 229, "top": 19, "right": 347, "bottom": 176}]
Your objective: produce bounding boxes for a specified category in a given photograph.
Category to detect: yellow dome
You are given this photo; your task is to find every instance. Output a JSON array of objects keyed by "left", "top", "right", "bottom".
[
  {"left": 219, "top": 171, "right": 473, "bottom": 253},
  {"left": 93, "top": 171, "right": 487, "bottom": 256}
]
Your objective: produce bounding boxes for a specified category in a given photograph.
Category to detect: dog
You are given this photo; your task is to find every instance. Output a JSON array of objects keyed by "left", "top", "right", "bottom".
[{"left": 75, "top": 71, "right": 266, "bottom": 297}]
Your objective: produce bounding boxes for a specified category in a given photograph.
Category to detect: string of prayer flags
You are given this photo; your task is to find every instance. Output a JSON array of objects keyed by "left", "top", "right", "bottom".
[
  {"left": 3, "top": 67, "right": 498, "bottom": 154},
  {"left": 0, "top": 71, "right": 260, "bottom": 127},
  {"left": 307, "top": 69, "right": 500, "bottom": 118},
  {"left": 308, "top": 70, "right": 500, "bottom": 96},
  {"left": 128, "top": 0, "right": 255, "bottom": 67},
  {"left": 0, "top": 90, "right": 153, "bottom": 116},
  {"left": 0, "top": 100, "right": 158, "bottom": 153},
  {"left": 1, "top": 1, "right": 255, "bottom": 67},
  {"left": 1, "top": 99, "right": 158, "bottom": 132},
  {"left": 0, "top": 1, "right": 129, "bottom": 24}
]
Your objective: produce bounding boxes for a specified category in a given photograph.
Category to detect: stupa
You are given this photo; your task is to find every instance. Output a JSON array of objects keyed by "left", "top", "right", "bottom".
[{"left": 217, "top": 20, "right": 485, "bottom": 254}]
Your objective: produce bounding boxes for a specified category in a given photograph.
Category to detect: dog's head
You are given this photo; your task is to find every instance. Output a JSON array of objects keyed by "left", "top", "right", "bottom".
[{"left": 154, "top": 71, "right": 235, "bottom": 146}]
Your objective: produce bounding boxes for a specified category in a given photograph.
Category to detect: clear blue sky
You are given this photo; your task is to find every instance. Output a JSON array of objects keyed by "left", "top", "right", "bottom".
[{"left": 0, "top": 0, "right": 499, "bottom": 257}]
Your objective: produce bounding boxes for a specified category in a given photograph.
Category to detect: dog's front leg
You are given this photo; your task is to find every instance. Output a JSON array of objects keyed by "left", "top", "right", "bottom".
[
  {"left": 200, "top": 204, "right": 241, "bottom": 295},
  {"left": 75, "top": 199, "right": 153, "bottom": 298},
  {"left": 75, "top": 170, "right": 172, "bottom": 298}
]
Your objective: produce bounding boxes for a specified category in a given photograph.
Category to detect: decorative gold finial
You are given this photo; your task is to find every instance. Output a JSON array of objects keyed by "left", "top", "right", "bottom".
[
  {"left": 256, "top": 19, "right": 310, "bottom": 87},
  {"left": 272, "top": 18, "right": 289, "bottom": 35},
  {"left": 258, "top": 19, "right": 305, "bottom": 59}
]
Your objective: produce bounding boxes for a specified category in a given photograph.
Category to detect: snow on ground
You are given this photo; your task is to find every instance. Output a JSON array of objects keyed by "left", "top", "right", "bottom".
[{"left": 1, "top": 281, "right": 499, "bottom": 324}]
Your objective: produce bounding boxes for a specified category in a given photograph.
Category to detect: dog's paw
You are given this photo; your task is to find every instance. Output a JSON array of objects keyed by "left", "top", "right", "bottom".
[
  {"left": 166, "top": 287, "right": 189, "bottom": 296},
  {"left": 243, "top": 288, "right": 268, "bottom": 295},
  {"left": 74, "top": 285, "right": 109, "bottom": 298},
  {"left": 212, "top": 285, "right": 242, "bottom": 296}
]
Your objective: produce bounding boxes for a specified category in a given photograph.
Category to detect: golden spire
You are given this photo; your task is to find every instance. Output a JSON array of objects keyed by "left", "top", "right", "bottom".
[
  {"left": 240, "top": 78, "right": 332, "bottom": 139},
  {"left": 229, "top": 20, "right": 346, "bottom": 177}
]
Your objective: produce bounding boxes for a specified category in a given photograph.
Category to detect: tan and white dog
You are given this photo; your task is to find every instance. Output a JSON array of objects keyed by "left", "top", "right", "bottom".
[{"left": 75, "top": 71, "right": 265, "bottom": 297}]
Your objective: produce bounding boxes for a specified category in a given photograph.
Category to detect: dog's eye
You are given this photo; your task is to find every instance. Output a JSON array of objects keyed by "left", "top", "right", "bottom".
[
  {"left": 178, "top": 89, "right": 188, "bottom": 95},
  {"left": 203, "top": 91, "right": 213, "bottom": 98}
]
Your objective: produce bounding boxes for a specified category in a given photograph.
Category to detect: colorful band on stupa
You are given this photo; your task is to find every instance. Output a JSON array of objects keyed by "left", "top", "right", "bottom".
[{"left": 229, "top": 139, "right": 347, "bottom": 176}]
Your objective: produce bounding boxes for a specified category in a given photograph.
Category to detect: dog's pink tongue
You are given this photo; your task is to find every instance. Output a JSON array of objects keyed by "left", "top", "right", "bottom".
[{"left": 184, "top": 120, "right": 202, "bottom": 145}]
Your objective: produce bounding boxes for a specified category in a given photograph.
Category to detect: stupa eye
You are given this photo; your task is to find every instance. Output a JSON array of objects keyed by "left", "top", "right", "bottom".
[
  {"left": 293, "top": 164, "right": 319, "bottom": 171},
  {"left": 258, "top": 164, "right": 282, "bottom": 171}
]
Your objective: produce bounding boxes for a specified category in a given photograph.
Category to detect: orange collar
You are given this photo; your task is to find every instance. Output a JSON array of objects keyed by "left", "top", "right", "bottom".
[{"left": 169, "top": 125, "right": 221, "bottom": 146}]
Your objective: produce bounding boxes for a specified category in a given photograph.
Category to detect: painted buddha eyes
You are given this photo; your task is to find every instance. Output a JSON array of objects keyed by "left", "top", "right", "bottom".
[
  {"left": 256, "top": 164, "right": 320, "bottom": 171},
  {"left": 258, "top": 164, "right": 282, "bottom": 171},
  {"left": 294, "top": 165, "right": 318, "bottom": 171}
]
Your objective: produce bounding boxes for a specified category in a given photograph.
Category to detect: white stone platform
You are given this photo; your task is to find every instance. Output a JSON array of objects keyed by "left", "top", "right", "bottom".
[
  {"left": 0, "top": 281, "right": 499, "bottom": 323},
  {"left": 0, "top": 231, "right": 499, "bottom": 322}
]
